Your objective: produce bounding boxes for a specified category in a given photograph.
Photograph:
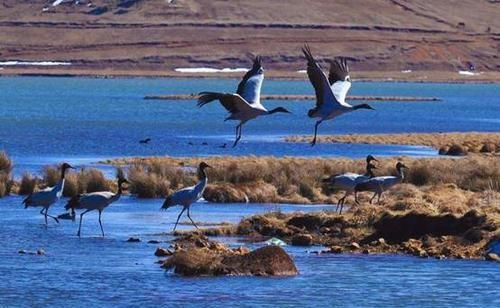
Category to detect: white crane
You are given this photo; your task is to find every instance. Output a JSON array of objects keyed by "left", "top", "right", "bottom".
[
  {"left": 322, "top": 155, "right": 378, "bottom": 214},
  {"left": 198, "top": 56, "right": 291, "bottom": 147},
  {"left": 354, "top": 162, "right": 409, "bottom": 204},
  {"left": 64, "top": 176, "right": 129, "bottom": 237},
  {"left": 161, "top": 162, "right": 212, "bottom": 231},
  {"left": 22, "top": 163, "right": 74, "bottom": 225},
  {"left": 302, "top": 45, "right": 375, "bottom": 146}
]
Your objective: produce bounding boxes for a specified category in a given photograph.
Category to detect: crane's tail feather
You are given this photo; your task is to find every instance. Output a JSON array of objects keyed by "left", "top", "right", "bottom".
[
  {"left": 308, "top": 107, "right": 319, "bottom": 118},
  {"left": 197, "top": 92, "right": 225, "bottom": 108},
  {"left": 161, "top": 195, "right": 173, "bottom": 210},
  {"left": 65, "top": 194, "right": 81, "bottom": 211}
]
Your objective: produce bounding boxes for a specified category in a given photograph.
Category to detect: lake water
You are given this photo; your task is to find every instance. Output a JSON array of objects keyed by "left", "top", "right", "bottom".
[
  {"left": 0, "top": 77, "right": 499, "bottom": 306},
  {"left": 0, "top": 196, "right": 498, "bottom": 307},
  {"left": 1, "top": 77, "right": 499, "bottom": 176}
]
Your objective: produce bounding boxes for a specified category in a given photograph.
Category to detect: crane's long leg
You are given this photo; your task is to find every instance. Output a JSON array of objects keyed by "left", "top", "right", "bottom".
[
  {"left": 354, "top": 191, "right": 360, "bottom": 204},
  {"left": 337, "top": 192, "right": 348, "bottom": 214},
  {"left": 98, "top": 210, "right": 104, "bottom": 237},
  {"left": 77, "top": 209, "right": 92, "bottom": 237},
  {"left": 186, "top": 207, "right": 199, "bottom": 229},
  {"left": 45, "top": 208, "right": 59, "bottom": 224},
  {"left": 173, "top": 207, "right": 186, "bottom": 232},
  {"left": 40, "top": 208, "right": 48, "bottom": 225},
  {"left": 233, "top": 124, "right": 242, "bottom": 148},
  {"left": 370, "top": 192, "right": 377, "bottom": 204},
  {"left": 377, "top": 192, "right": 383, "bottom": 205},
  {"left": 311, "top": 120, "right": 322, "bottom": 146}
]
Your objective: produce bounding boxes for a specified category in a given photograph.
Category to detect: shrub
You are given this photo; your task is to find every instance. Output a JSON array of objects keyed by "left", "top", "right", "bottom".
[{"left": 18, "top": 173, "right": 37, "bottom": 195}]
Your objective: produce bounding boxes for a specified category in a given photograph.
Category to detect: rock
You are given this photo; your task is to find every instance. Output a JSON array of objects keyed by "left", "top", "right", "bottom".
[
  {"left": 445, "top": 144, "right": 467, "bottom": 156},
  {"left": 463, "top": 227, "right": 484, "bottom": 243},
  {"left": 163, "top": 245, "right": 298, "bottom": 276},
  {"left": 480, "top": 143, "right": 496, "bottom": 153},
  {"left": 233, "top": 246, "right": 250, "bottom": 255},
  {"left": 418, "top": 249, "right": 428, "bottom": 258},
  {"left": 148, "top": 240, "right": 161, "bottom": 244},
  {"left": 350, "top": 242, "right": 361, "bottom": 250},
  {"left": 369, "top": 210, "right": 487, "bottom": 243},
  {"left": 18, "top": 250, "right": 27, "bottom": 254},
  {"left": 485, "top": 253, "right": 500, "bottom": 262},
  {"left": 291, "top": 234, "right": 313, "bottom": 246},
  {"left": 155, "top": 247, "right": 173, "bottom": 257},
  {"left": 287, "top": 215, "right": 323, "bottom": 231},
  {"left": 37, "top": 249, "right": 45, "bottom": 256},
  {"left": 127, "top": 237, "right": 141, "bottom": 242},
  {"left": 328, "top": 246, "right": 343, "bottom": 254},
  {"left": 378, "top": 238, "right": 386, "bottom": 245},
  {"left": 435, "top": 255, "right": 446, "bottom": 260},
  {"left": 362, "top": 249, "right": 370, "bottom": 254}
]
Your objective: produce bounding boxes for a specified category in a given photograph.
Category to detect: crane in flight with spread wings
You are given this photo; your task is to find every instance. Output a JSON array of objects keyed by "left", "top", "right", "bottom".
[
  {"left": 302, "top": 45, "right": 375, "bottom": 146},
  {"left": 198, "top": 56, "right": 291, "bottom": 147}
]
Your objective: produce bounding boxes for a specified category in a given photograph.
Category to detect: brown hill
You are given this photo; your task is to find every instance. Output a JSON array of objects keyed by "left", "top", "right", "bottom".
[{"left": 0, "top": 0, "right": 498, "bottom": 80}]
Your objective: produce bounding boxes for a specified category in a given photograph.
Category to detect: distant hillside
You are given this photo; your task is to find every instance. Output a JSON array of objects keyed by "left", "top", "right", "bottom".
[{"left": 0, "top": 0, "right": 498, "bottom": 79}]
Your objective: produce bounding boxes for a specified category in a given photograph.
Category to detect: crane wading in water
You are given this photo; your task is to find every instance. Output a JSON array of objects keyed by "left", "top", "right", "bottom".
[
  {"left": 302, "top": 44, "right": 375, "bottom": 146},
  {"left": 198, "top": 56, "right": 291, "bottom": 147},
  {"left": 64, "top": 174, "right": 129, "bottom": 237},
  {"left": 161, "top": 162, "right": 212, "bottom": 231},
  {"left": 22, "top": 163, "right": 75, "bottom": 225}
]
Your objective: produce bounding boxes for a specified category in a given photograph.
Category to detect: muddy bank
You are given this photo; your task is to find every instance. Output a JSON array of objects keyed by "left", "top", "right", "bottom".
[
  {"left": 159, "top": 233, "right": 298, "bottom": 276},
  {"left": 197, "top": 207, "right": 499, "bottom": 261},
  {"left": 286, "top": 132, "right": 500, "bottom": 155}
]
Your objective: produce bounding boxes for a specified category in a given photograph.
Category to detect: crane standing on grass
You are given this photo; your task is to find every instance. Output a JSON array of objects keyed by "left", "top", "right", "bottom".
[
  {"left": 302, "top": 45, "right": 375, "bottom": 146},
  {"left": 322, "top": 155, "right": 378, "bottom": 214},
  {"left": 22, "top": 163, "right": 75, "bottom": 225},
  {"left": 161, "top": 162, "right": 212, "bottom": 231},
  {"left": 354, "top": 162, "right": 409, "bottom": 204},
  {"left": 198, "top": 56, "right": 291, "bottom": 147}
]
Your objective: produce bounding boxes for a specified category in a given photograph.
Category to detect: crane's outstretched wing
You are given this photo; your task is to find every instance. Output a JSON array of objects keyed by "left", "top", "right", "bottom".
[
  {"left": 328, "top": 57, "right": 351, "bottom": 106},
  {"left": 236, "top": 56, "right": 264, "bottom": 106},
  {"left": 198, "top": 92, "right": 254, "bottom": 114},
  {"left": 302, "top": 45, "right": 339, "bottom": 117}
]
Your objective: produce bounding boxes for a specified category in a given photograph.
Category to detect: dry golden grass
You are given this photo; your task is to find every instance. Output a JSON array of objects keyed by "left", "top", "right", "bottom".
[
  {"left": 286, "top": 132, "right": 500, "bottom": 154},
  {"left": 0, "top": 152, "right": 13, "bottom": 197},
  {"left": 23, "top": 166, "right": 115, "bottom": 198},
  {"left": 107, "top": 155, "right": 500, "bottom": 207}
]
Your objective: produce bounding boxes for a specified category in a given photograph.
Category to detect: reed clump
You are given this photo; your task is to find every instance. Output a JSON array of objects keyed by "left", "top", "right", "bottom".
[
  {"left": 18, "top": 172, "right": 38, "bottom": 195},
  {"left": 0, "top": 152, "right": 13, "bottom": 197},
  {"left": 109, "top": 155, "right": 499, "bottom": 204}
]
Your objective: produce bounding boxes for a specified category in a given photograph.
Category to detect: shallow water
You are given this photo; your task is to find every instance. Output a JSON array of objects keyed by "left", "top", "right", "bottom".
[
  {"left": 1, "top": 77, "right": 499, "bottom": 175},
  {"left": 0, "top": 196, "right": 498, "bottom": 307}
]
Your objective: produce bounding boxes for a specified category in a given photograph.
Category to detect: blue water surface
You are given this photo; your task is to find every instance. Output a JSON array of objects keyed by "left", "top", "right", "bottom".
[
  {"left": 0, "top": 196, "right": 498, "bottom": 307},
  {"left": 0, "top": 77, "right": 498, "bottom": 176}
]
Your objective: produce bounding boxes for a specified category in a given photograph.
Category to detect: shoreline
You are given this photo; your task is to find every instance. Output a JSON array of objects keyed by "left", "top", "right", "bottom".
[
  {"left": 286, "top": 132, "right": 500, "bottom": 154},
  {"left": 1, "top": 69, "right": 500, "bottom": 84},
  {"left": 144, "top": 94, "right": 441, "bottom": 102}
]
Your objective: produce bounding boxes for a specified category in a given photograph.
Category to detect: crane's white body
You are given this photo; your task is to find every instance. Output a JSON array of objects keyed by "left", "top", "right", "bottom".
[
  {"left": 23, "top": 179, "right": 65, "bottom": 208},
  {"left": 166, "top": 176, "right": 207, "bottom": 208}
]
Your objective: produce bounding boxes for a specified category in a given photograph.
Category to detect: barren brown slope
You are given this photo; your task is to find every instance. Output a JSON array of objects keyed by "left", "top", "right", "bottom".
[{"left": 0, "top": 0, "right": 498, "bottom": 80}]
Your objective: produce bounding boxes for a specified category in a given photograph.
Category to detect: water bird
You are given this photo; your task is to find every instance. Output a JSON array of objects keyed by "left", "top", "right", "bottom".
[
  {"left": 198, "top": 56, "right": 291, "bottom": 147},
  {"left": 219, "top": 143, "right": 227, "bottom": 149},
  {"left": 139, "top": 138, "right": 151, "bottom": 144},
  {"left": 322, "top": 155, "right": 378, "bottom": 214},
  {"left": 64, "top": 175, "right": 129, "bottom": 237},
  {"left": 354, "top": 162, "right": 409, "bottom": 204},
  {"left": 22, "top": 163, "right": 75, "bottom": 225},
  {"left": 302, "top": 45, "right": 375, "bottom": 146},
  {"left": 161, "top": 162, "right": 212, "bottom": 231}
]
